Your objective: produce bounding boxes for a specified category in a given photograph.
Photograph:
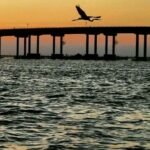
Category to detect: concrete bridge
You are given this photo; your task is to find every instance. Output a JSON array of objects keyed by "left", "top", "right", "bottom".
[{"left": 0, "top": 26, "right": 150, "bottom": 60}]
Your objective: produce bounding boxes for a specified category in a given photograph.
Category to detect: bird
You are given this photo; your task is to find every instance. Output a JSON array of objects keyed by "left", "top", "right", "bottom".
[{"left": 73, "top": 5, "right": 101, "bottom": 22}]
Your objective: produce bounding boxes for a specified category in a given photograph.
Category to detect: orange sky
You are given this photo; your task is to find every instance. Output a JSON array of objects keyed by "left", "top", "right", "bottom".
[
  {"left": 0, "top": 0, "right": 150, "bottom": 56},
  {"left": 0, "top": 0, "right": 150, "bottom": 28}
]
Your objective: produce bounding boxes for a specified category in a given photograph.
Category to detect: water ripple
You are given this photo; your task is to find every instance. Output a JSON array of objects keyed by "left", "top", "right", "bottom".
[{"left": 0, "top": 59, "right": 150, "bottom": 150}]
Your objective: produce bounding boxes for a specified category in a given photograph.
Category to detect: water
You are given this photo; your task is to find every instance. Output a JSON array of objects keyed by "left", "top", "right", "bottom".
[{"left": 0, "top": 58, "right": 150, "bottom": 150}]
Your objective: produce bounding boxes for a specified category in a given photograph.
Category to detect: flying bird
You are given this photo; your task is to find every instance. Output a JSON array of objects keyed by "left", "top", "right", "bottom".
[{"left": 73, "top": 5, "right": 101, "bottom": 22}]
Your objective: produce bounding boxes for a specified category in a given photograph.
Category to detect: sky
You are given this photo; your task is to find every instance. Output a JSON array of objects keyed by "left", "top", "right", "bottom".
[
  {"left": 0, "top": 0, "right": 150, "bottom": 28},
  {"left": 0, "top": 0, "right": 150, "bottom": 56}
]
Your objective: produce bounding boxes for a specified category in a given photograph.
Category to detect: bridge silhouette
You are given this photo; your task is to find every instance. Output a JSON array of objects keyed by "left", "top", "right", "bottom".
[{"left": 0, "top": 26, "right": 150, "bottom": 60}]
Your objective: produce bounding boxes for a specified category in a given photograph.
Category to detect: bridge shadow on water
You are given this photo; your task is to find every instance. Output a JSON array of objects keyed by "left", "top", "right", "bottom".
[{"left": 12, "top": 54, "right": 150, "bottom": 61}]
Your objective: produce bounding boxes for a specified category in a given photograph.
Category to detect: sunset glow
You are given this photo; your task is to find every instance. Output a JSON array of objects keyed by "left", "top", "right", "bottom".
[{"left": 0, "top": 0, "right": 150, "bottom": 28}]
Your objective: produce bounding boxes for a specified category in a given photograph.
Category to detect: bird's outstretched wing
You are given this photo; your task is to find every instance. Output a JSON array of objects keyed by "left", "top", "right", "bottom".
[
  {"left": 76, "top": 5, "right": 88, "bottom": 18},
  {"left": 93, "top": 16, "right": 101, "bottom": 18},
  {"left": 88, "top": 16, "right": 101, "bottom": 19}
]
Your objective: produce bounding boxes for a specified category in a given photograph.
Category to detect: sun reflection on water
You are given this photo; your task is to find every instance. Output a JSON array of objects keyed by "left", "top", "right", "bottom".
[{"left": 4, "top": 144, "right": 27, "bottom": 150}]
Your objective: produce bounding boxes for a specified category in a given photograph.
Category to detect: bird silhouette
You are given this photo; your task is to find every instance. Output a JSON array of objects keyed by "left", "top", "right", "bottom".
[{"left": 73, "top": 5, "right": 101, "bottom": 22}]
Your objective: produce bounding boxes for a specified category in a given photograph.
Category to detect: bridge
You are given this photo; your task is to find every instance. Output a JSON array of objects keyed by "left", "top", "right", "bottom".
[{"left": 0, "top": 26, "right": 150, "bottom": 60}]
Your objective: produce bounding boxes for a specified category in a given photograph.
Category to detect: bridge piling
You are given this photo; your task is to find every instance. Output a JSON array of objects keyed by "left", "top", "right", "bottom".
[
  {"left": 16, "top": 37, "right": 19, "bottom": 58},
  {"left": 112, "top": 35, "right": 116, "bottom": 56},
  {"left": 0, "top": 36, "right": 1, "bottom": 57},
  {"left": 105, "top": 35, "right": 108, "bottom": 56},
  {"left": 28, "top": 35, "right": 31, "bottom": 55},
  {"left": 24, "top": 37, "right": 27, "bottom": 57},
  {"left": 144, "top": 34, "right": 147, "bottom": 60},
  {"left": 37, "top": 35, "right": 40, "bottom": 55},
  {"left": 60, "top": 36, "right": 63, "bottom": 56},
  {"left": 52, "top": 36, "right": 56, "bottom": 55},
  {"left": 94, "top": 34, "right": 98, "bottom": 56},
  {"left": 86, "top": 34, "right": 89, "bottom": 56},
  {"left": 135, "top": 34, "right": 139, "bottom": 59}
]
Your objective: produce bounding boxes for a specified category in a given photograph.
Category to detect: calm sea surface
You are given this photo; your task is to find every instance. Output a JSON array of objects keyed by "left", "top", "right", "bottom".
[{"left": 0, "top": 58, "right": 150, "bottom": 150}]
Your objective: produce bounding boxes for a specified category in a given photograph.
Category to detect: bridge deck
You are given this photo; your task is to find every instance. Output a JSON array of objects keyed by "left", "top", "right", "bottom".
[
  {"left": 0, "top": 26, "right": 150, "bottom": 37},
  {"left": 0, "top": 26, "right": 149, "bottom": 60}
]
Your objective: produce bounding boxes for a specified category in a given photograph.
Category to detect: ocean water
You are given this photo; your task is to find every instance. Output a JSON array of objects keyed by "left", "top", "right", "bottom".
[{"left": 0, "top": 58, "right": 150, "bottom": 150}]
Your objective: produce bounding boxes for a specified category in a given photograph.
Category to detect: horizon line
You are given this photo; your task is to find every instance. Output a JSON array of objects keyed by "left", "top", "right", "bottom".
[{"left": 1, "top": 25, "right": 150, "bottom": 30}]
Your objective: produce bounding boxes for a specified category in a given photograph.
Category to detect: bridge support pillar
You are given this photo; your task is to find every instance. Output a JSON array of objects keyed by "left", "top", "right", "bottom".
[
  {"left": 52, "top": 36, "right": 56, "bottom": 55},
  {"left": 16, "top": 37, "right": 19, "bottom": 58},
  {"left": 60, "top": 36, "right": 63, "bottom": 56},
  {"left": 144, "top": 34, "right": 147, "bottom": 60},
  {"left": 37, "top": 35, "right": 40, "bottom": 55},
  {"left": 105, "top": 35, "right": 108, "bottom": 56},
  {"left": 24, "top": 37, "right": 27, "bottom": 57},
  {"left": 94, "top": 34, "right": 98, "bottom": 56},
  {"left": 86, "top": 34, "right": 89, "bottom": 56},
  {"left": 135, "top": 34, "right": 139, "bottom": 59},
  {"left": 0, "top": 37, "right": 1, "bottom": 57},
  {"left": 28, "top": 35, "right": 31, "bottom": 55},
  {"left": 112, "top": 35, "right": 116, "bottom": 56}
]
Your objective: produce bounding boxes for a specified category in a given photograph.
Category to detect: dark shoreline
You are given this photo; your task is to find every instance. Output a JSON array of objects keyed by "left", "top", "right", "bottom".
[{"left": 0, "top": 55, "right": 150, "bottom": 61}]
